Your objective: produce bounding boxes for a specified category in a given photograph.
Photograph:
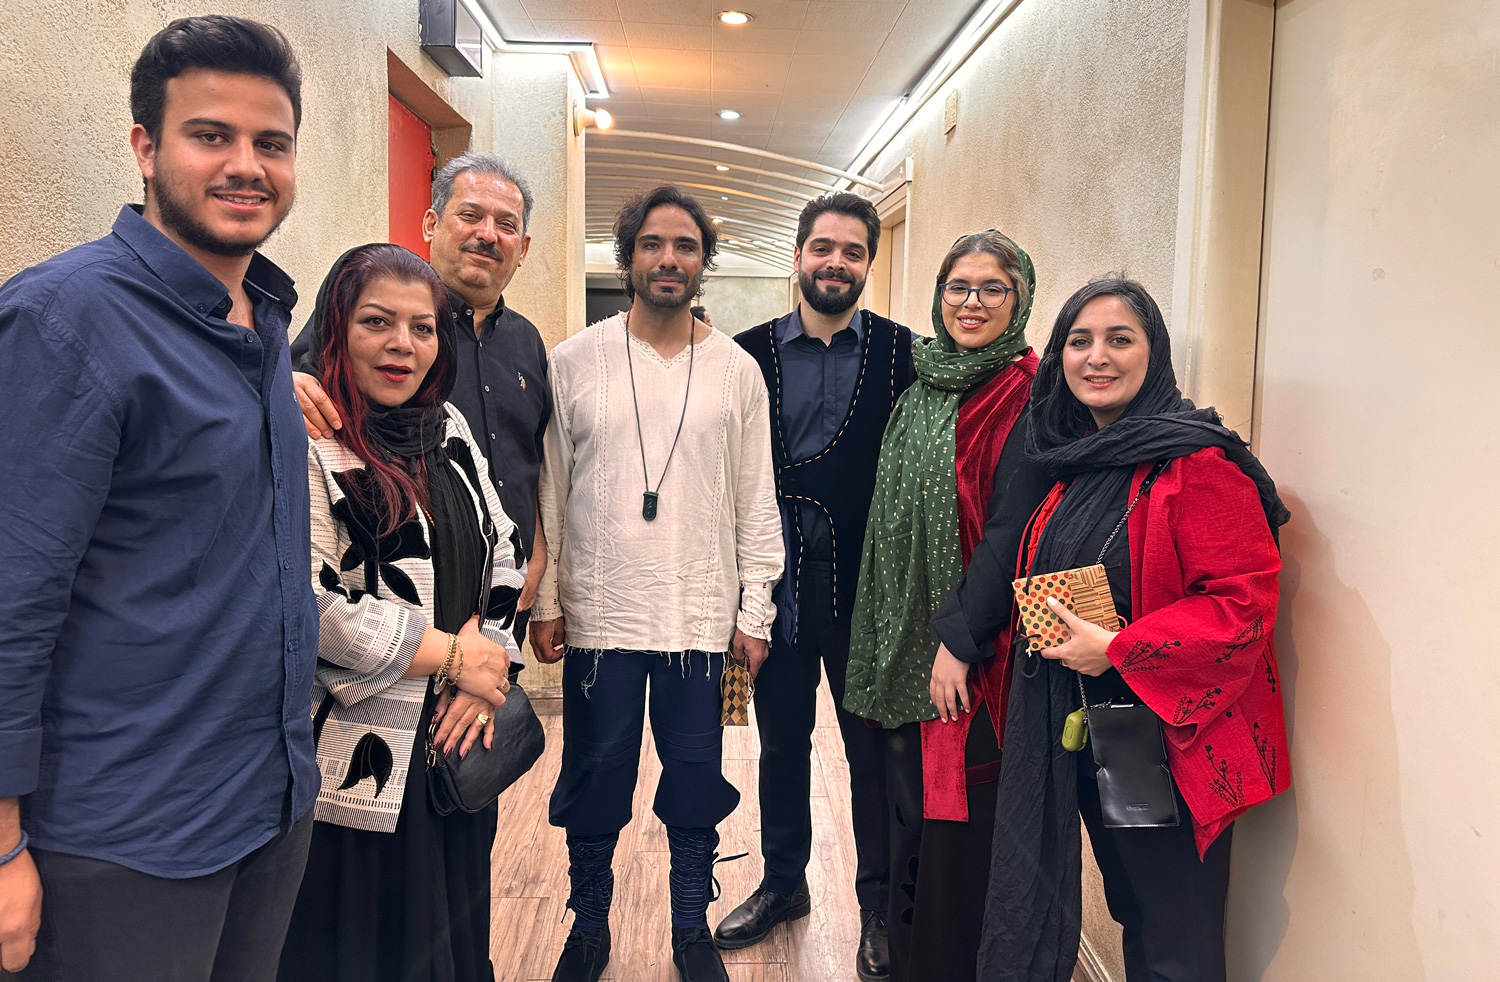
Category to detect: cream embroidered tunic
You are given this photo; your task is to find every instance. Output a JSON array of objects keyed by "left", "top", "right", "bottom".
[{"left": 535, "top": 314, "right": 783, "bottom": 650}]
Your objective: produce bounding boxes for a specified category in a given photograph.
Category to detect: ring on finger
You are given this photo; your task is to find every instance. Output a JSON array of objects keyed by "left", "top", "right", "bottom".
[{"left": 476, "top": 713, "right": 491, "bottom": 726}]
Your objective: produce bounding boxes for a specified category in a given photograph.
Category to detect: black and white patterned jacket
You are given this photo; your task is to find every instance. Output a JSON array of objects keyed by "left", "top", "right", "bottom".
[{"left": 307, "top": 406, "right": 525, "bottom": 832}]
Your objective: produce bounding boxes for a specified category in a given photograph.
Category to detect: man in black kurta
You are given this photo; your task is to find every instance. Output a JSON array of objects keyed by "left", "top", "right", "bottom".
[
  {"left": 291, "top": 153, "right": 552, "bottom": 641},
  {"left": 718, "top": 194, "right": 915, "bottom": 982}
]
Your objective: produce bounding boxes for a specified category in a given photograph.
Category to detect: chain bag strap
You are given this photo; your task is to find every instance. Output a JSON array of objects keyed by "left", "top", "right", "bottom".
[{"left": 1074, "top": 461, "right": 1179, "bottom": 828}]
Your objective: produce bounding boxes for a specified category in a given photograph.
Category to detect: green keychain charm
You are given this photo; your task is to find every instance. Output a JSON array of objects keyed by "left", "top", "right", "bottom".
[{"left": 1061, "top": 708, "right": 1089, "bottom": 751}]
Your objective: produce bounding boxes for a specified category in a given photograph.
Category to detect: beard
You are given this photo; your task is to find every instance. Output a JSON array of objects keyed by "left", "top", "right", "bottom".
[
  {"left": 798, "top": 267, "right": 865, "bottom": 315},
  {"left": 149, "top": 166, "right": 290, "bottom": 259},
  {"left": 632, "top": 266, "right": 704, "bottom": 310}
]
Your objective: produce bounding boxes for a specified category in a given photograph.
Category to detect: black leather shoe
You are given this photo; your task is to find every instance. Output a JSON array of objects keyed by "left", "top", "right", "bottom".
[
  {"left": 856, "top": 908, "right": 889, "bottom": 982},
  {"left": 551, "top": 924, "right": 610, "bottom": 982},
  {"left": 712, "top": 879, "right": 812, "bottom": 949},
  {"left": 672, "top": 925, "right": 730, "bottom": 982}
]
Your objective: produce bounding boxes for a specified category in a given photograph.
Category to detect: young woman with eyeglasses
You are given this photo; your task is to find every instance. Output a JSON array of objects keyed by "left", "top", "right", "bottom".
[{"left": 843, "top": 229, "right": 1055, "bottom": 981}]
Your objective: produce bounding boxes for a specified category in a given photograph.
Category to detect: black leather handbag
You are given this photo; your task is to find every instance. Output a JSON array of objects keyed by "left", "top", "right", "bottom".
[
  {"left": 427, "top": 672, "right": 545, "bottom": 816},
  {"left": 426, "top": 462, "right": 545, "bottom": 816},
  {"left": 1081, "top": 683, "right": 1180, "bottom": 829}
]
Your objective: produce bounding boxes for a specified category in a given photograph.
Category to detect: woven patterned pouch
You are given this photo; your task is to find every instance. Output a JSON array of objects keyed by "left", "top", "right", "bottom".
[
  {"left": 720, "top": 654, "right": 752, "bottom": 726},
  {"left": 1011, "top": 563, "right": 1121, "bottom": 651}
]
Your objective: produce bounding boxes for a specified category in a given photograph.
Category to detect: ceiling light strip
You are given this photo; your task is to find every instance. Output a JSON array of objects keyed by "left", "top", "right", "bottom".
[
  {"left": 841, "top": 0, "right": 1025, "bottom": 184},
  {"left": 496, "top": 40, "right": 609, "bottom": 98},
  {"left": 585, "top": 176, "right": 807, "bottom": 212},
  {"left": 458, "top": 0, "right": 609, "bottom": 98},
  {"left": 596, "top": 129, "right": 882, "bottom": 189},
  {"left": 589, "top": 163, "right": 816, "bottom": 201},
  {"left": 589, "top": 147, "right": 838, "bottom": 193}
]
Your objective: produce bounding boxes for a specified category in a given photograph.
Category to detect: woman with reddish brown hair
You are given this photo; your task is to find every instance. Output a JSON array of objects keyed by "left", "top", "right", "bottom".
[{"left": 277, "top": 244, "right": 526, "bottom": 982}]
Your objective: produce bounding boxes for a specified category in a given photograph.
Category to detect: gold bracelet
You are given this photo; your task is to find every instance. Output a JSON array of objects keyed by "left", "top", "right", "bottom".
[
  {"left": 449, "top": 639, "right": 465, "bottom": 683},
  {"left": 436, "top": 632, "right": 459, "bottom": 687}
]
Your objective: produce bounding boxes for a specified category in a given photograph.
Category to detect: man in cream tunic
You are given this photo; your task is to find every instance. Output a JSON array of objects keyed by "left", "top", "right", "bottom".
[{"left": 530, "top": 186, "right": 782, "bottom": 982}]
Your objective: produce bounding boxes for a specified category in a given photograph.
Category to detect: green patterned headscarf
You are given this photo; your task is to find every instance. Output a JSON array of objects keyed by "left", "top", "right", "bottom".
[{"left": 844, "top": 230, "right": 1036, "bottom": 728}]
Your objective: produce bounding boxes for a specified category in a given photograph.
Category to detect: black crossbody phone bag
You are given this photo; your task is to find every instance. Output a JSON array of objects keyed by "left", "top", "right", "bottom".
[{"left": 1080, "top": 461, "right": 1178, "bottom": 828}]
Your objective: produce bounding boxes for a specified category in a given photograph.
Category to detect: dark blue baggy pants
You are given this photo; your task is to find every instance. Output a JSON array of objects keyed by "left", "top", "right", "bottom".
[{"left": 548, "top": 647, "right": 740, "bottom": 836}]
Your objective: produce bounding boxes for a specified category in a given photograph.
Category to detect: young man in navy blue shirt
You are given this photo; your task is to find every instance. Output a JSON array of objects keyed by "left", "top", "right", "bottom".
[
  {"left": 719, "top": 194, "right": 915, "bottom": 981},
  {"left": 0, "top": 16, "right": 318, "bottom": 980}
]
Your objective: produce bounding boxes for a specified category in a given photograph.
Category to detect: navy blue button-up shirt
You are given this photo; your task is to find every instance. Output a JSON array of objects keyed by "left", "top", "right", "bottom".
[
  {"left": 0, "top": 206, "right": 319, "bottom": 877},
  {"left": 774, "top": 308, "right": 864, "bottom": 561}
]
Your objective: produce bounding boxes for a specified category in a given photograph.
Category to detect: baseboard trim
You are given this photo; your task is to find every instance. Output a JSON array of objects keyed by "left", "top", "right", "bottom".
[{"left": 1072, "top": 935, "right": 1113, "bottom": 982}]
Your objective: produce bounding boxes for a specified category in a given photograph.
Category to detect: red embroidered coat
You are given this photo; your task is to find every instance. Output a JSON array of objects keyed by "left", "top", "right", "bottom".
[{"left": 1076, "top": 447, "right": 1291, "bottom": 854}]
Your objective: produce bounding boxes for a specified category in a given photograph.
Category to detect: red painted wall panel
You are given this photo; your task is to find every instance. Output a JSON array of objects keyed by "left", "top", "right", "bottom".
[{"left": 388, "top": 94, "right": 435, "bottom": 261}]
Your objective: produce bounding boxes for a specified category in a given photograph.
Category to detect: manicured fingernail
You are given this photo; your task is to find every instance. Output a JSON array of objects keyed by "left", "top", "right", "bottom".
[{"left": 1047, "top": 597, "right": 1059, "bottom": 606}]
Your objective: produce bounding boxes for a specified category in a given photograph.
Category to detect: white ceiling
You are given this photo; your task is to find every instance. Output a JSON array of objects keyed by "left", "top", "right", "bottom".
[{"left": 475, "top": 0, "right": 984, "bottom": 270}]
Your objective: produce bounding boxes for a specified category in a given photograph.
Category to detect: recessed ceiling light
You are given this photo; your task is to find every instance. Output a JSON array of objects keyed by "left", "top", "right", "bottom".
[
  {"left": 712, "top": 217, "right": 724, "bottom": 224},
  {"left": 719, "top": 11, "right": 753, "bottom": 26},
  {"left": 718, "top": 109, "right": 741, "bottom": 121},
  {"left": 721, "top": 195, "right": 729, "bottom": 200},
  {"left": 715, "top": 165, "right": 730, "bottom": 171}
]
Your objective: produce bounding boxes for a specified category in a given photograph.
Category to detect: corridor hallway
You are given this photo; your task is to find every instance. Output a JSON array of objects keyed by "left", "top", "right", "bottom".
[
  {"left": 0, "top": 0, "right": 1496, "bottom": 979},
  {"left": 489, "top": 678, "right": 861, "bottom": 981}
]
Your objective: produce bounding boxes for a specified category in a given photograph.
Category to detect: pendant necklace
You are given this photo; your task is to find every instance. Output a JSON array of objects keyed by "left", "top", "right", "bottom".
[{"left": 623, "top": 312, "right": 694, "bottom": 521}]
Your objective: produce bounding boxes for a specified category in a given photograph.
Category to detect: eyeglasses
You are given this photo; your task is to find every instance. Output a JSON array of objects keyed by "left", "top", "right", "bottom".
[{"left": 940, "top": 281, "right": 1013, "bottom": 308}]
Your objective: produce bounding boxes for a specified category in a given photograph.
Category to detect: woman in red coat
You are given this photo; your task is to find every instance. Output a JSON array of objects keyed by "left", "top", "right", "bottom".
[{"left": 974, "top": 278, "right": 1291, "bottom": 982}]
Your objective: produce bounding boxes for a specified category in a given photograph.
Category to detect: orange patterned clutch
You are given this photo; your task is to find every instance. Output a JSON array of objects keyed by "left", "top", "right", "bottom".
[{"left": 1011, "top": 564, "right": 1121, "bottom": 651}]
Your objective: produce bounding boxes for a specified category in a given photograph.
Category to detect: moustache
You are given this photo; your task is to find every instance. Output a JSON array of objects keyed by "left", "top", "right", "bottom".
[
  {"left": 648, "top": 272, "right": 688, "bottom": 284},
  {"left": 461, "top": 242, "right": 504, "bottom": 260},
  {"left": 814, "top": 271, "right": 855, "bottom": 286},
  {"left": 207, "top": 179, "right": 276, "bottom": 202}
]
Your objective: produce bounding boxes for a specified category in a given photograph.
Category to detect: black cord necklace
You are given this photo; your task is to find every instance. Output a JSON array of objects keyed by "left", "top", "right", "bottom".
[{"left": 623, "top": 312, "right": 694, "bottom": 521}]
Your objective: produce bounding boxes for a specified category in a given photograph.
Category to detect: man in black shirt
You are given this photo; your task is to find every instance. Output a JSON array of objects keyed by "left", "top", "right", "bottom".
[{"left": 291, "top": 153, "right": 552, "bottom": 640}]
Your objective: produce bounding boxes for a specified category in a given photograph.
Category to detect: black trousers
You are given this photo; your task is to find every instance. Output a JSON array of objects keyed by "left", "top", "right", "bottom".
[
  {"left": 1078, "top": 757, "right": 1233, "bottom": 982},
  {"left": 16, "top": 811, "right": 313, "bottom": 982},
  {"left": 885, "top": 705, "right": 1000, "bottom": 982},
  {"left": 754, "top": 562, "right": 889, "bottom": 911}
]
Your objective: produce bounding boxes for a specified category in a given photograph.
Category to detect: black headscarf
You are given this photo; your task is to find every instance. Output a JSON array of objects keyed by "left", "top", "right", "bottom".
[
  {"left": 309, "top": 244, "right": 483, "bottom": 634},
  {"left": 976, "top": 278, "right": 1288, "bottom": 982}
]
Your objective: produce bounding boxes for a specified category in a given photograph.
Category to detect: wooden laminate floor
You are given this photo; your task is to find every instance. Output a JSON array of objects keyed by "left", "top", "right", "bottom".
[{"left": 490, "top": 672, "right": 862, "bottom": 982}]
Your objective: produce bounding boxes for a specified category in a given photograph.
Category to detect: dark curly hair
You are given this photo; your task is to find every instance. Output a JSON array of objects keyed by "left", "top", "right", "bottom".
[{"left": 612, "top": 186, "right": 719, "bottom": 299}]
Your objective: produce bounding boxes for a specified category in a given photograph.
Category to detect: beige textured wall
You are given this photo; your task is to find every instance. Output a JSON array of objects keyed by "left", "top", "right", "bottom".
[
  {"left": 867, "top": 0, "right": 1191, "bottom": 355},
  {"left": 488, "top": 55, "right": 586, "bottom": 348},
  {"left": 699, "top": 275, "right": 790, "bottom": 335},
  {"left": 0, "top": 0, "right": 582, "bottom": 346},
  {"left": 1240, "top": 0, "right": 1500, "bottom": 977}
]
